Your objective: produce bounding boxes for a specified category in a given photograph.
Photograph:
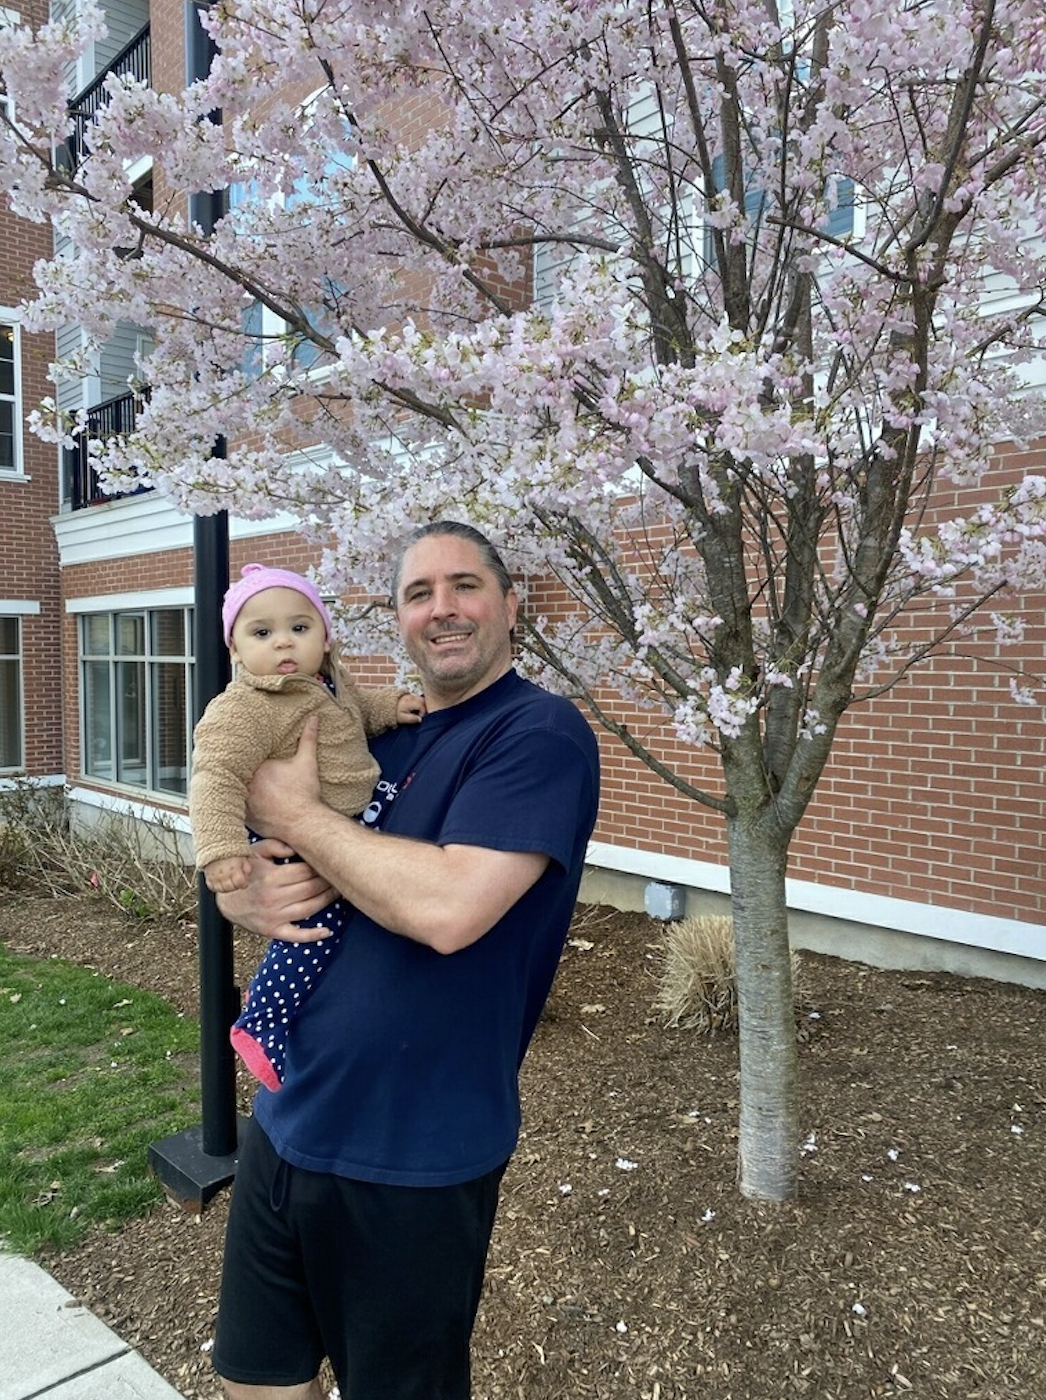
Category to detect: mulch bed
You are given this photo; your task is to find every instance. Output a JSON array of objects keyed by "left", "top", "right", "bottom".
[{"left": 4, "top": 891, "right": 1045, "bottom": 1399}]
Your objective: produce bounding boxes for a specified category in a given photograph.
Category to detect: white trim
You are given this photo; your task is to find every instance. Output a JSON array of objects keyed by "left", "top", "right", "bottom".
[
  {"left": 53, "top": 491, "right": 302, "bottom": 567},
  {"left": 67, "top": 784, "right": 191, "bottom": 832},
  {"left": 125, "top": 154, "right": 152, "bottom": 188},
  {"left": 586, "top": 840, "right": 1046, "bottom": 963},
  {"left": 0, "top": 773, "right": 65, "bottom": 791},
  {"left": 0, "top": 600, "right": 41, "bottom": 614},
  {"left": 67, "top": 586, "right": 194, "bottom": 613}
]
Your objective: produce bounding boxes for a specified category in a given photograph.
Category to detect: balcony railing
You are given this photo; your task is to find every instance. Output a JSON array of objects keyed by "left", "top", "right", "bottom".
[
  {"left": 65, "top": 24, "right": 151, "bottom": 171},
  {"left": 64, "top": 391, "right": 150, "bottom": 511}
]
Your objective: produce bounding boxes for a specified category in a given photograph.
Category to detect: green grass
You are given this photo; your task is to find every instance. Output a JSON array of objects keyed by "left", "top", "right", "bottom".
[{"left": 0, "top": 943, "right": 200, "bottom": 1255}]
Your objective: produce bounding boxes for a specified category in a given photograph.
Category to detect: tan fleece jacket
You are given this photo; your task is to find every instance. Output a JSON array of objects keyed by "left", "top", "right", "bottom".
[{"left": 189, "top": 665, "right": 404, "bottom": 871}]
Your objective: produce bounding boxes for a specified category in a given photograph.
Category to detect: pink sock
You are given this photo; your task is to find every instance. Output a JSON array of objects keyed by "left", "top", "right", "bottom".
[{"left": 229, "top": 1025, "right": 282, "bottom": 1093}]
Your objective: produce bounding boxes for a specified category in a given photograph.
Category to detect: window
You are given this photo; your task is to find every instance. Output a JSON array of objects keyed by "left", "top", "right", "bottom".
[
  {"left": 231, "top": 94, "right": 354, "bottom": 376},
  {"left": 80, "top": 607, "right": 194, "bottom": 796},
  {"left": 0, "top": 616, "right": 23, "bottom": 771},
  {"left": 0, "top": 317, "right": 21, "bottom": 475},
  {"left": 702, "top": 154, "right": 854, "bottom": 267}
]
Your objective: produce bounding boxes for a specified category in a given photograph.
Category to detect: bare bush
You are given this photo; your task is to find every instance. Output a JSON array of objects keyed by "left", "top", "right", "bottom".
[
  {"left": 0, "top": 809, "right": 31, "bottom": 886},
  {"left": 0, "top": 780, "right": 196, "bottom": 921},
  {"left": 0, "top": 781, "right": 69, "bottom": 888}
]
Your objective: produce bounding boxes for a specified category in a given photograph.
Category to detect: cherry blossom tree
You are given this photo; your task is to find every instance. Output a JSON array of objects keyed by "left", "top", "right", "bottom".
[{"left": 4, "top": 0, "right": 1046, "bottom": 1200}]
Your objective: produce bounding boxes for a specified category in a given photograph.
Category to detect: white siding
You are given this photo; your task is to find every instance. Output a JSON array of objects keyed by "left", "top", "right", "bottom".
[
  {"left": 55, "top": 323, "right": 84, "bottom": 418},
  {"left": 100, "top": 319, "right": 142, "bottom": 402},
  {"left": 94, "top": 0, "right": 149, "bottom": 74}
]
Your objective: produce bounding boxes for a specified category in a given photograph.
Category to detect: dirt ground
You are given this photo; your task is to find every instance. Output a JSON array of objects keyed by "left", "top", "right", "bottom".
[{"left": 4, "top": 889, "right": 1046, "bottom": 1400}]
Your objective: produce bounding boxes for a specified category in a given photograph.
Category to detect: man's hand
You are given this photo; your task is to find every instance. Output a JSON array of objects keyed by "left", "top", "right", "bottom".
[
  {"left": 245, "top": 714, "right": 323, "bottom": 837},
  {"left": 216, "top": 836, "right": 336, "bottom": 941}
]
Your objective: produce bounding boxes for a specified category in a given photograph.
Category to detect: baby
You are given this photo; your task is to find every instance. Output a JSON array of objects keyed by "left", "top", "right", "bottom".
[{"left": 189, "top": 563, "right": 423, "bottom": 1091}]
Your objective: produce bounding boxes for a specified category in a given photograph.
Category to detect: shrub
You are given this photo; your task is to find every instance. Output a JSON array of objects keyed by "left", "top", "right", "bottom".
[
  {"left": 0, "top": 781, "right": 69, "bottom": 890},
  {"left": 0, "top": 779, "right": 195, "bottom": 921},
  {"left": 0, "top": 813, "right": 30, "bottom": 888},
  {"left": 654, "top": 914, "right": 803, "bottom": 1034}
]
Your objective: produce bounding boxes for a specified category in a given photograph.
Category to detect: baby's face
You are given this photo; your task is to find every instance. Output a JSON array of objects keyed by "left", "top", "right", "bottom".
[{"left": 230, "top": 587, "right": 329, "bottom": 680}]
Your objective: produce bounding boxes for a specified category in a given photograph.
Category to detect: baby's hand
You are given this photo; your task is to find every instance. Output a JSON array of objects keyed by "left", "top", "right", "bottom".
[
  {"left": 397, "top": 693, "right": 426, "bottom": 724},
  {"left": 204, "top": 855, "right": 252, "bottom": 893}
]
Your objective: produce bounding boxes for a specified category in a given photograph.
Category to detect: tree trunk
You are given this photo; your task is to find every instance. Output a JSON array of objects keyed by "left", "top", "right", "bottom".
[{"left": 727, "top": 812, "right": 799, "bottom": 1201}]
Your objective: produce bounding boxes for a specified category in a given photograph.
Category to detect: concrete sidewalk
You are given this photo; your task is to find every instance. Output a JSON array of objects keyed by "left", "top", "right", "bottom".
[{"left": 0, "top": 1250, "right": 187, "bottom": 1400}]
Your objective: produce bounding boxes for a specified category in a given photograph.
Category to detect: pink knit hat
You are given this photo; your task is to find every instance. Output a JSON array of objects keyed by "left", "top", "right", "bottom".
[{"left": 222, "top": 564, "right": 333, "bottom": 644}]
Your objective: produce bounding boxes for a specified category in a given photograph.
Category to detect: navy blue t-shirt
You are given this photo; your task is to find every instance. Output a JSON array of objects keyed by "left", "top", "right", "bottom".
[{"left": 253, "top": 669, "right": 600, "bottom": 1186}]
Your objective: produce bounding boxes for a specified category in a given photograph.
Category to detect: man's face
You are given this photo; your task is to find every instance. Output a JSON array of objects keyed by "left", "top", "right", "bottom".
[{"left": 395, "top": 534, "right": 518, "bottom": 709}]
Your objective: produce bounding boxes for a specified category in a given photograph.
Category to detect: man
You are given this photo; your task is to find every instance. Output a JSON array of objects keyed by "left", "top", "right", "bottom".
[{"left": 212, "top": 521, "right": 600, "bottom": 1400}]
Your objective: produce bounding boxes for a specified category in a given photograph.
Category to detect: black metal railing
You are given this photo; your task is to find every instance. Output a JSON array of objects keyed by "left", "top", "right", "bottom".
[
  {"left": 64, "top": 23, "right": 151, "bottom": 171},
  {"left": 64, "top": 390, "right": 150, "bottom": 510}
]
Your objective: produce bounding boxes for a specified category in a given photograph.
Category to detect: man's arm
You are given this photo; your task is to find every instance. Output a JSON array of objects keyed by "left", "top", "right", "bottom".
[{"left": 244, "top": 716, "right": 549, "bottom": 954}]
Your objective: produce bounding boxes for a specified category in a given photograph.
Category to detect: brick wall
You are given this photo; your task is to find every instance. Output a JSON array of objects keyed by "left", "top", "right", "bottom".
[
  {"left": 55, "top": 500, "right": 1046, "bottom": 935},
  {"left": 1, "top": 0, "right": 65, "bottom": 777}
]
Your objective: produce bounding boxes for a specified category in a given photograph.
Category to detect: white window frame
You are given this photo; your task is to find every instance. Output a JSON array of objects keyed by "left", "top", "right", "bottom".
[
  {"left": 0, "top": 305, "right": 23, "bottom": 477},
  {"left": 0, "top": 603, "right": 34, "bottom": 772},
  {"left": 75, "top": 601, "right": 195, "bottom": 799},
  {"left": 231, "top": 88, "right": 354, "bottom": 383}
]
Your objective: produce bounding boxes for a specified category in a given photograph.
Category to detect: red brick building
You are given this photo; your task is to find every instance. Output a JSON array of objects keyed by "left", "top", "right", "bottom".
[
  {"left": 1, "top": 0, "right": 64, "bottom": 786},
  {"left": 3, "top": 0, "right": 1045, "bottom": 986}
]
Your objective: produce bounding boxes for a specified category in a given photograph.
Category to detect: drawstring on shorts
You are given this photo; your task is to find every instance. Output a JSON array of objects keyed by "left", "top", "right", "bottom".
[{"left": 269, "top": 1152, "right": 290, "bottom": 1213}]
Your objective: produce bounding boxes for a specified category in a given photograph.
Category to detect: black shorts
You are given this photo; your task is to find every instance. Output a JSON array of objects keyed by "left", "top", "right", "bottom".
[{"left": 212, "top": 1117, "right": 506, "bottom": 1400}]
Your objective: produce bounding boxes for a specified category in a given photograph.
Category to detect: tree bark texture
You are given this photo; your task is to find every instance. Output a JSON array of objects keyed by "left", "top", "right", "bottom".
[{"left": 727, "top": 812, "right": 799, "bottom": 1202}]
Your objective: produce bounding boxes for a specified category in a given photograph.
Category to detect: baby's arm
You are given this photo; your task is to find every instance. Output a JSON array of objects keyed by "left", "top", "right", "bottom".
[
  {"left": 204, "top": 854, "right": 252, "bottom": 893},
  {"left": 190, "top": 689, "right": 274, "bottom": 871},
  {"left": 345, "top": 674, "right": 423, "bottom": 736}
]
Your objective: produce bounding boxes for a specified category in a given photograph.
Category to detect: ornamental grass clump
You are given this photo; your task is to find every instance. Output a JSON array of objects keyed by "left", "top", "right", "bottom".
[
  {"left": 655, "top": 915, "right": 804, "bottom": 1034},
  {"left": 654, "top": 914, "right": 740, "bottom": 1033}
]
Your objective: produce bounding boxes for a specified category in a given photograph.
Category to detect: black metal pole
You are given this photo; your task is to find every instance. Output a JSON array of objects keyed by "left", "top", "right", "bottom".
[
  {"left": 193, "top": 505, "right": 237, "bottom": 1155},
  {"left": 185, "top": 0, "right": 239, "bottom": 1163},
  {"left": 148, "top": 3, "right": 242, "bottom": 1208}
]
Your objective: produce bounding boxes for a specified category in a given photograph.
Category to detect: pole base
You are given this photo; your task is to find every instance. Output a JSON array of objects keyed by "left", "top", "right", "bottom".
[{"left": 148, "top": 1116, "right": 250, "bottom": 1213}]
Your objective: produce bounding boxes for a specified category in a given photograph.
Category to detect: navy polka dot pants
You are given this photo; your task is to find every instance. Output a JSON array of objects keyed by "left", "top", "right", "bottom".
[{"left": 229, "top": 897, "right": 347, "bottom": 1092}]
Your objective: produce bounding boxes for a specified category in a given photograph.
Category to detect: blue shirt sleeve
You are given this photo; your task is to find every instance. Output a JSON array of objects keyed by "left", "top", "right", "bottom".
[{"left": 433, "top": 722, "right": 597, "bottom": 871}]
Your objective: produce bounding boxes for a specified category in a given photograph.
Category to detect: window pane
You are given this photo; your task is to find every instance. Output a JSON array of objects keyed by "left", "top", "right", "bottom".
[
  {"left": 80, "top": 607, "right": 194, "bottom": 794},
  {"left": 153, "top": 661, "right": 188, "bottom": 794},
  {"left": 115, "top": 659, "right": 146, "bottom": 786},
  {"left": 83, "top": 659, "right": 113, "bottom": 779},
  {"left": 0, "top": 325, "right": 13, "bottom": 397},
  {"left": 151, "top": 609, "right": 186, "bottom": 657},
  {"left": 83, "top": 614, "right": 111, "bottom": 655},
  {"left": 0, "top": 617, "right": 17, "bottom": 653},
  {"left": 0, "top": 402, "right": 12, "bottom": 472},
  {"left": 0, "top": 656, "right": 21, "bottom": 768},
  {"left": 116, "top": 613, "right": 145, "bottom": 656}
]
